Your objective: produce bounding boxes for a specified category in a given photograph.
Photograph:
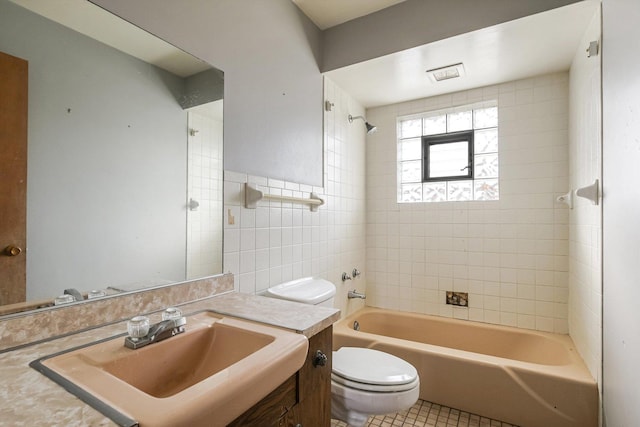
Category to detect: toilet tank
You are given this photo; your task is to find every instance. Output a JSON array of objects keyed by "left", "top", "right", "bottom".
[{"left": 265, "top": 277, "right": 336, "bottom": 307}]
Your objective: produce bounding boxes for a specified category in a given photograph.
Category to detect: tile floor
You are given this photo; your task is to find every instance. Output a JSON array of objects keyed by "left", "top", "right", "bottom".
[{"left": 330, "top": 399, "right": 518, "bottom": 427}]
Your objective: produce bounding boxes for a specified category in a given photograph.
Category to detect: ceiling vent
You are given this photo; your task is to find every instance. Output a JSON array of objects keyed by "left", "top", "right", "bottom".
[{"left": 426, "top": 63, "right": 465, "bottom": 82}]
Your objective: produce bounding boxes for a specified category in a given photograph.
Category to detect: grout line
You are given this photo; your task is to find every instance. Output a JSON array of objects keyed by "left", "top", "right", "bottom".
[{"left": 330, "top": 399, "right": 518, "bottom": 427}]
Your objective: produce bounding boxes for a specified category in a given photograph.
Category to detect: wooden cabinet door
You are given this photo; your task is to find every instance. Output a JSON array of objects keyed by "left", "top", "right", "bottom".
[
  {"left": 0, "top": 51, "right": 28, "bottom": 305},
  {"left": 283, "top": 325, "right": 333, "bottom": 427}
]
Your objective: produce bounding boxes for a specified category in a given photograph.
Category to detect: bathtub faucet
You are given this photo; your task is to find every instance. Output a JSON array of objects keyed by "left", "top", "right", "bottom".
[{"left": 348, "top": 289, "right": 366, "bottom": 299}]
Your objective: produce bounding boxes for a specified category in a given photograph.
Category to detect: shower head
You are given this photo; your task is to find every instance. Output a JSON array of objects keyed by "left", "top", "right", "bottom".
[
  {"left": 348, "top": 114, "right": 377, "bottom": 135},
  {"left": 365, "top": 122, "right": 377, "bottom": 134}
]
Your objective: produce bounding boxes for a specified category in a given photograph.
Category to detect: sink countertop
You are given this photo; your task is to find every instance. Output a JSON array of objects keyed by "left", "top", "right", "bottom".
[{"left": 0, "top": 292, "right": 340, "bottom": 426}]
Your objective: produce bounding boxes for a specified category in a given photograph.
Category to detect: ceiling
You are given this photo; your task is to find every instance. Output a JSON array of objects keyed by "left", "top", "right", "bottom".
[
  {"left": 323, "top": 1, "right": 599, "bottom": 108},
  {"left": 292, "top": 0, "right": 407, "bottom": 30},
  {"left": 14, "top": 0, "right": 598, "bottom": 109}
]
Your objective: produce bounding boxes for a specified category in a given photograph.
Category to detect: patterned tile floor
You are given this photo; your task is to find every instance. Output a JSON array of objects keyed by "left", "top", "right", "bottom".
[{"left": 331, "top": 399, "right": 518, "bottom": 427}]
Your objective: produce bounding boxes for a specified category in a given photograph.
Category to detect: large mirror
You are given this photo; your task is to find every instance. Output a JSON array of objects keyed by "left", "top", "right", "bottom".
[{"left": 0, "top": 0, "right": 224, "bottom": 315}]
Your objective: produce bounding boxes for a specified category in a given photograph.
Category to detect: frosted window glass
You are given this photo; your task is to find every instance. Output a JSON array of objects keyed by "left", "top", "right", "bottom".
[
  {"left": 401, "top": 160, "right": 422, "bottom": 182},
  {"left": 423, "top": 115, "right": 446, "bottom": 135},
  {"left": 401, "top": 183, "right": 422, "bottom": 202},
  {"left": 474, "top": 179, "right": 499, "bottom": 201},
  {"left": 401, "top": 138, "right": 422, "bottom": 161},
  {"left": 474, "top": 153, "right": 499, "bottom": 178},
  {"left": 400, "top": 119, "right": 422, "bottom": 138},
  {"left": 447, "top": 111, "right": 472, "bottom": 132},
  {"left": 474, "top": 128, "right": 498, "bottom": 154},
  {"left": 474, "top": 107, "right": 498, "bottom": 129},
  {"left": 447, "top": 180, "right": 473, "bottom": 201},
  {"left": 423, "top": 182, "right": 446, "bottom": 202},
  {"left": 429, "top": 141, "right": 469, "bottom": 178}
]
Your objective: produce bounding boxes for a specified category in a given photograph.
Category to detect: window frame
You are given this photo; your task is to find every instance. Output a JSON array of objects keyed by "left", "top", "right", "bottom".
[{"left": 422, "top": 130, "right": 474, "bottom": 182}]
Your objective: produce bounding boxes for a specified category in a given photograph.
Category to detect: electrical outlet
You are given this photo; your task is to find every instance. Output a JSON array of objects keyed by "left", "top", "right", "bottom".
[{"left": 446, "top": 291, "right": 468, "bottom": 307}]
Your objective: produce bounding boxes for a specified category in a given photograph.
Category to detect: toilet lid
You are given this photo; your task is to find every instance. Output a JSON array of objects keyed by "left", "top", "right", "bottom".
[{"left": 332, "top": 347, "right": 418, "bottom": 390}]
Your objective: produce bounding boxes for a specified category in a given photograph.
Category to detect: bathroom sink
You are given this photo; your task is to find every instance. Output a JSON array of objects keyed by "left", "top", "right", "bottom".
[{"left": 31, "top": 311, "right": 309, "bottom": 427}]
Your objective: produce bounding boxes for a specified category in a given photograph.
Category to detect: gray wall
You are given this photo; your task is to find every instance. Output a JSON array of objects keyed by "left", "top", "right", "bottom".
[
  {"left": 92, "top": 0, "right": 324, "bottom": 186},
  {"left": 321, "top": 0, "right": 583, "bottom": 72},
  {"left": 602, "top": 0, "right": 640, "bottom": 425},
  {"left": 180, "top": 68, "right": 224, "bottom": 109},
  {"left": 0, "top": 0, "right": 188, "bottom": 298}
]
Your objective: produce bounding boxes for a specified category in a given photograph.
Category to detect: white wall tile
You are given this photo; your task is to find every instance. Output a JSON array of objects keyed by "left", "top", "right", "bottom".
[
  {"left": 240, "top": 229, "right": 255, "bottom": 251},
  {"left": 255, "top": 229, "right": 270, "bottom": 250},
  {"left": 238, "top": 272, "right": 255, "bottom": 295},
  {"left": 255, "top": 249, "right": 269, "bottom": 271},
  {"left": 255, "top": 207, "right": 270, "bottom": 228},
  {"left": 568, "top": 8, "right": 602, "bottom": 382},
  {"left": 365, "top": 72, "right": 570, "bottom": 333},
  {"left": 239, "top": 251, "right": 255, "bottom": 274}
]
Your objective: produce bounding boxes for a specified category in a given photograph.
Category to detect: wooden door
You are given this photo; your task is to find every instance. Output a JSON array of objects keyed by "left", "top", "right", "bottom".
[{"left": 0, "top": 51, "right": 28, "bottom": 305}]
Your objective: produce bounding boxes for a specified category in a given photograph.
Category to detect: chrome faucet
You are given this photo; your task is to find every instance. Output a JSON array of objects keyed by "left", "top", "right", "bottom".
[
  {"left": 124, "top": 308, "right": 186, "bottom": 350},
  {"left": 347, "top": 289, "right": 366, "bottom": 299}
]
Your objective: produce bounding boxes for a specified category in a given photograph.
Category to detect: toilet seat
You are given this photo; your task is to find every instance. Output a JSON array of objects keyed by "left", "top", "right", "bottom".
[
  {"left": 332, "top": 347, "right": 418, "bottom": 392},
  {"left": 331, "top": 373, "right": 420, "bottom": 392}
]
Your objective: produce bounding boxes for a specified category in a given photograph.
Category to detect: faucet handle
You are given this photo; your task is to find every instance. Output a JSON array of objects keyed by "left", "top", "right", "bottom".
[
  {"left": 342, "top": 272, "right": 352, "bottom": 282},
  {"left": 127, "top": 316, "right": 150, "bottom": 340},
  {"left": 352, "top": 268, "right": 361, "bottom": 278},
  {"left": 162, "top": 307, "right": 183, "bottom": 321}
]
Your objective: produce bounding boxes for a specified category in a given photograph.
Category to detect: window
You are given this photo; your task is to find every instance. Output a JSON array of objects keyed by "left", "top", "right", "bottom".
[
  {"left": 398, "top": 102, "right": 499, "bottom": 203},
  {"left": 423, "top": 131, "right": 474, "bottom": 181}
]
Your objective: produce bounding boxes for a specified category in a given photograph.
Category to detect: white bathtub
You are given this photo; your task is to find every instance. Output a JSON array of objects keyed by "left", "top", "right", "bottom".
[{"left": 333, "top": 307, "right": 597, "bottom": 427}]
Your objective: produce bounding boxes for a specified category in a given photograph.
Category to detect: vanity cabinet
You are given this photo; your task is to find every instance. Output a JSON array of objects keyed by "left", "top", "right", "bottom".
[{"left": 228, "top": 325, "right": 332, "bottom": 426}]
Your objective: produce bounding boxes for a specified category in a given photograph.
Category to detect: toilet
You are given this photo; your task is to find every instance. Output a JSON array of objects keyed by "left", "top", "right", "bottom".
[{"left": 265, "top": 277, "right": 420, "bottom": 427}]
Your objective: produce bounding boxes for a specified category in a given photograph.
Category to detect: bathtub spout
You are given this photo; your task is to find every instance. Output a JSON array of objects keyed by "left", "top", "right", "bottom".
[{"left": 348, "top": 289, "right": 366, "bottom": 299}]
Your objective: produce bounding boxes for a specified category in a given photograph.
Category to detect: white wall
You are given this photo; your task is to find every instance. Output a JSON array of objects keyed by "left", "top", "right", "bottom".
[
  {"left": 92, "top": 0, "right": 324, "bottom": 187},
  {"left": 222, "top": 78, "right": 366, "bottom": 317},
  {"left": 602, "top": 0, "right": 640, "bottom": 425},
  {"left": 568, "top": 6, "right": 602, "bottom": 387},
  {"left": 365, "top": 73, "right": 571, "bottom": 333}
]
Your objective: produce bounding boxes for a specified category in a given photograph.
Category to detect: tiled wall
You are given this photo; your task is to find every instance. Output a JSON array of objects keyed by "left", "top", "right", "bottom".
[
  {"left": 365, "top": 72, "right": 571, "bottom": 333},
  {"left": 568, "top": 8, "right": 601, "bottom": 382},
  {"left": 186, "top": 106, "right": 224, "bottom": 280},
  {"left": 222, "top": 78, "right": 367, "bottom": 317}
]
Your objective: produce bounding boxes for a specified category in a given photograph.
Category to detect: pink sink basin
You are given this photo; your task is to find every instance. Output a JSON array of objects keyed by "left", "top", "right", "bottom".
[{"left": 35, "top": 311, "right": 309, "bottom": 427}]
